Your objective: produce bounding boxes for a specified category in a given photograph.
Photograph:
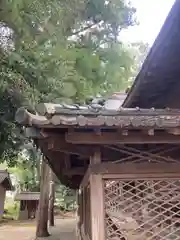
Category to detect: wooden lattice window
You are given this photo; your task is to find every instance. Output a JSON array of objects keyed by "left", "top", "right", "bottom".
[{"left": 104, "top": 178, "right": 180, "bottom": 240}]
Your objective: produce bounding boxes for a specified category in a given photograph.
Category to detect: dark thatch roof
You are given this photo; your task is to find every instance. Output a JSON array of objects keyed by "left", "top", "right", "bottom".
[{"left": 123, "top": 0, "right": 180, "bottom": 109}]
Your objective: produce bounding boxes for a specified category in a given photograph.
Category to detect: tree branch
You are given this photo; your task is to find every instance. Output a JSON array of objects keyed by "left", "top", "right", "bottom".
[{"left": 70, "top": 22, "right": 101, "bottom": 37}]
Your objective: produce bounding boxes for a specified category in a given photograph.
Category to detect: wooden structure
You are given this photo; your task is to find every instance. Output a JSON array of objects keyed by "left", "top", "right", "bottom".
[
  {"left": 15, "top": 105, "right": 180, "bottom": 239},
  {"left": 15, "top": 192, "right": 40, "bottom": 220},
  {"left": 15, "top": 1, "right": 180, "bottom": 239},
  {"left": 0, "top": 170, "right": 13, "bottom": 220}
]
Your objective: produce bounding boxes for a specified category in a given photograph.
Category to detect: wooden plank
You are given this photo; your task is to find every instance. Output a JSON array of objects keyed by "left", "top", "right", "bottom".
[
  {"left": 66, "top": 132, "right": 180, "bottom": 144},
  {"left": 48, "top": 137, "right": 93, "bottom": 157},
  {"left": 103, "top": 173, "right": 180, "bottom": 180},
  {"left": 90, "top": 162, "right": 180, "bottom": 176},
  {"left": 90, "top": 174, "right": 105, "bottom": 240}
]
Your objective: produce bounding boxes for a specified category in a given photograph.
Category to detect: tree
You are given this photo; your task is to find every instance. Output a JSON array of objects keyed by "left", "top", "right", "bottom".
[
  {"left": 56, "top": 185, "right": 77, "bottom": 212},
  {"left": 0, "top": 0, "right": 138, "bottom": 237},
  {"left": 36, "top": 158, "right": 50, "bottom": 238},
  {"left": 10, "top": 145, "right": 41, "bottom": 191},
  {"left": 0, "top": 0, "right": 137, "bottom": 166},
  {"left": 128, "top": 41, "right": 150, "bottom": 85},
  {"left": 48, "top": 169, "right": 55, "bottom": 226}
]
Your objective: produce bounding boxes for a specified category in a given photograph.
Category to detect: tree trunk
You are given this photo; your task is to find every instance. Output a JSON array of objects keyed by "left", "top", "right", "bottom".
[
  {"left": 49, "top": 170, "right": 55, "bottom": 226},
  {"left": 36, "top": 150, "right": 41, "bottom": 191},
  {"left": 36, "top": 158, "right": 50, "bottom": 238}
]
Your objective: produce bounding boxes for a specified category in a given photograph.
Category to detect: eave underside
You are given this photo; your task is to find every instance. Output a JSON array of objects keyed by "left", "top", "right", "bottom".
[
  {"left": 16, "top": 107, "right": 180, "bottom": 189},
  {"left": 37, "top": 128, "right": 180, "bottom": 189}
]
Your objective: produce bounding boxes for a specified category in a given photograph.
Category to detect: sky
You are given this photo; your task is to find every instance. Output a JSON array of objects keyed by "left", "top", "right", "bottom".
[{"left": 120, "top": 0, "right": 175, "bottom": 45}]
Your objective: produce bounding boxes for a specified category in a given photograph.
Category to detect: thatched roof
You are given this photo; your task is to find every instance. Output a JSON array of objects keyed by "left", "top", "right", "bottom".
[{"left": 123, "top": 0, "right": 180, "bottom": 109}]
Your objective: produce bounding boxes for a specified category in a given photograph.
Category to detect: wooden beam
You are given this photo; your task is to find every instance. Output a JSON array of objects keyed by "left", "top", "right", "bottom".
[
  {"left": 25, "top": 127, "right": 42, "bottom": 138},
  {"left": 90, "top": 162, "right": 180, "bottom": 177},
  {"left": 168, "top": 128, "right": 180, "bottom": 135},
  {"left": 47, "top": 137, "right": 122, "bottom": 160},
  {"left": 48, "top": 137, "right": 92, "bottom": 157},
  {"left": 66, "top": 132, "right": 180, "bottom": 144},
  {"left": 63, "top": 167, "right": 86, "bottom": 176}
]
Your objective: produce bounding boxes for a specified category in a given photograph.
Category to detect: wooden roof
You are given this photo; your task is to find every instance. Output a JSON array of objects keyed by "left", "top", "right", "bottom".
[
  {"left": 0, "top": 170, "right": 13, "bottom": 191},
  {"left": 16, "top": 104, "right": 180, "bottom": 129},
  {"left": 15, "top": 105, "right": 180, "bottom": 189},
  {"left": 123, "top": 0, "right": 180, "bottom": 109},
  {"left": 15, "top": 192, "right": 40, "bottom": 201}
]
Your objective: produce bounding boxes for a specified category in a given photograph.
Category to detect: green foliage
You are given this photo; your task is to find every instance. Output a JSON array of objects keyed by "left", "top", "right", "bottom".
[
  {"left": 4, "top": 200, "right": 20, "bottom": 220},
  {"left": 55, "top": 184, "right": 77, "bottom": 211},
  {"left": 9, "top": 145, "right": 41, "bottom": 191},
  {"left": 0, "top": 0, "right": 139, "bottom": 164}
]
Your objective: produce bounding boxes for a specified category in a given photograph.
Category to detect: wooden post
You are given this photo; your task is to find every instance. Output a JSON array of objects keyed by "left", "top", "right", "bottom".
[
  {"left": 49, "top": 169, "right": 55, "bottom": 226},
  {"left": 36, "top": 157, "right": 50, "bottom": 238},
  {"left": 90, "top": 148, "right": 101, "bottom": 165},
  {"left": 90, "top": 148, "right": 105, "bottom": 240}
]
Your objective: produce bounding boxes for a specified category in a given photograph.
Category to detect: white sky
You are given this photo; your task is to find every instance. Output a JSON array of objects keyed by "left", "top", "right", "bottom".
[{"left": 121, "top": 0, "right": 175, "bottom": 45}]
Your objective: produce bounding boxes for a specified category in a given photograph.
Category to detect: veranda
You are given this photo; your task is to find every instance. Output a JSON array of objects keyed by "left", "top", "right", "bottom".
[{"left": 16, "top": 105, "right": 180, "bottom": 240}]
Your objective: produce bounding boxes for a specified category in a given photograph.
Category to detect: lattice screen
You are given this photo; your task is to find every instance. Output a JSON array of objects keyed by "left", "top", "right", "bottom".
[{"left": 104, "top": 179, "right": 180, "bottom": 240}]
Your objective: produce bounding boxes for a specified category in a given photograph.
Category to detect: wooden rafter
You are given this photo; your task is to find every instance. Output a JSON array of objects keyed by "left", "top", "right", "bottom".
[
  {"left": 47, "top": 137, "right": 123, "bottom": 161},
  {"left": 65, "top": 132, "right": 180, "bottom": 144}
]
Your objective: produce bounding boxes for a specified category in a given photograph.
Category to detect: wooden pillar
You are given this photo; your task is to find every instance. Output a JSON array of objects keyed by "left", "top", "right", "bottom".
[
  {"left": 36, "top": 157, "right": 50, "bottom": 238},
  {"left": 90, "top": 148, "right": 105, "bottom": 240}
]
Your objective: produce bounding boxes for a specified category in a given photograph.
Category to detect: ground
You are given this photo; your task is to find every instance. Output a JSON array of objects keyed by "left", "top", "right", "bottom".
[{"left": 0, "top": 218, "right": 76, "bottom": 240}]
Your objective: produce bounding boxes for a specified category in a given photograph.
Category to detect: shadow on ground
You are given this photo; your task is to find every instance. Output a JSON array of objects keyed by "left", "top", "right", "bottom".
[{"left": 0, "top": 218, "right": 76, "bottom": 240}]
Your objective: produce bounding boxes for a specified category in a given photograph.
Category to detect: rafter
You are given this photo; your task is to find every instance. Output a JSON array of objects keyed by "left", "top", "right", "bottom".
[
  {"left": 65, "top": 132, "right": 180, "bottom": 144},
  {"left": 46, "top": 137, "right": 122, "bottom": 160}
]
